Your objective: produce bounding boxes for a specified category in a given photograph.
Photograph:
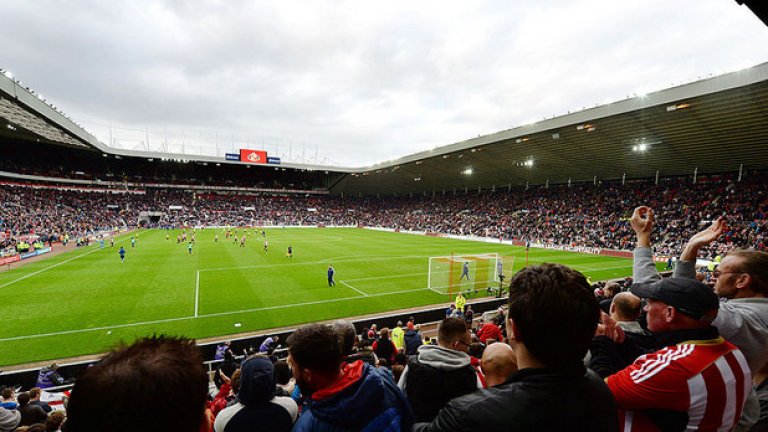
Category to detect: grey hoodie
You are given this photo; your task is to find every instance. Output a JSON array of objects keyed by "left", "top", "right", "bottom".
[
  {"left": 0, "top": 407, "right": 20, "bottom": 432},
  {"left": 398, "top": 345, "right": 480, "bottom": 389}
]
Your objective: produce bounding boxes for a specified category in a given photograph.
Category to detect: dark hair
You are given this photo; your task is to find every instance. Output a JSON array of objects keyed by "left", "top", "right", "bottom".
[
  {"left": 394, "top": 352, "right": 407, "bottom": 366},
  {"left": 63, "top": 335, "right": 208, "bottom": 432},
  {"left": 331, "top": 320, "right": 358, "bottom": 356},
  {"left": 0, "top": 387, "right": 12, "bottom": 399},
  {"left": 392, "top": 365, "right": 405, "bottom": 383},
  {"left": 46, "top": 411, "right": 66, "bottom": 432},
  {"left": 507, "top": 263, "right": 600, "bottom": 368},
  {"left": 728, "top": 249, "right": 768, "bottom": 294},
  {"left": 274, "top": 360, "right": 292, "bottom": 385},
  {"left": 468, "top": 342, "right": 485, "bottom": 358},
  {"left": 287, "top": 324, "right": 342, "bottom": 376},
  {"left": 17, "top": 392, "right": 30, "bottom": 406},
  {"left": 438, "top": 318, "right": 468, "bottom": 345}
]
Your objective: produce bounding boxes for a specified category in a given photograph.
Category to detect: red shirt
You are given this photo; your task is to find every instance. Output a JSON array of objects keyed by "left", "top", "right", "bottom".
[
  {"left": 607, "top": 337, "right": 751, "bottom": 432},
  {"left": 476, "top": 323, "right": 502, "bottom": 343}
]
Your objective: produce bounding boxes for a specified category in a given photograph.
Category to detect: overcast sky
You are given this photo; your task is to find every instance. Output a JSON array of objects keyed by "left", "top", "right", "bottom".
[{"left": 3, "top": 0, "right": 767, "bottom": 167}]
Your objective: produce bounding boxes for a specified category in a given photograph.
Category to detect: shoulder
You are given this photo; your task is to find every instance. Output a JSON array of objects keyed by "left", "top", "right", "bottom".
[
  {"left": 271, "top": 396, "right": 298, "bottom": 421},
  {"left": 213, "top": 402, "right": 244, "bottom": 430}
]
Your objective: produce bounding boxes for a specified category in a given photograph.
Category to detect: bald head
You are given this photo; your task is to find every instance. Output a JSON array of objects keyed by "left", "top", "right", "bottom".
[
  {"left": 481, "top": 342, "right": 517, "bottom": 387},
  {"left": 610, "top": 292, "right": 642, "bottom": 322}
]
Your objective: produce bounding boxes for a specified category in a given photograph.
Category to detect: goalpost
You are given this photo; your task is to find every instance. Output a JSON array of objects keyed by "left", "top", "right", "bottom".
[{"left": 427, "top": 253, "right": 514, "bottom": 297}]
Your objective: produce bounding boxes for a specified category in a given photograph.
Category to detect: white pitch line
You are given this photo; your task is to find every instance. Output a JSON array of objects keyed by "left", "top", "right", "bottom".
[
  {"left": 194, "top": 270, "right": 200, "bottom": 318},
  {"left": 339, "top": 280, "right": 369, "bottom": 297}
]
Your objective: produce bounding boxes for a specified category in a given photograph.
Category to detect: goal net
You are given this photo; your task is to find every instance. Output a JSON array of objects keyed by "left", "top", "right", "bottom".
[{"left": 428, "top": 253, "right": 514, "bottom": 297}]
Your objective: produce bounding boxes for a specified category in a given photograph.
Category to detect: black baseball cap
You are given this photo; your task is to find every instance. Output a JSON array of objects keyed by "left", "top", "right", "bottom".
[{"left": 631, "top": 277, "right": 719, "bottom": 321}]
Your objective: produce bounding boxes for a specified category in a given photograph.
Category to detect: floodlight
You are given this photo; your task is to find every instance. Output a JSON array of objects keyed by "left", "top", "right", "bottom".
[{"left": 462, "top": 168, "right": 473, "bottom": 175}]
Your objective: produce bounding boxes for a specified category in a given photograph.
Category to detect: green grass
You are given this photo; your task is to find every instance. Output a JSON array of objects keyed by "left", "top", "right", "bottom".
[{"left": 0, "top": 228, "right": 642, "bottom": 367}]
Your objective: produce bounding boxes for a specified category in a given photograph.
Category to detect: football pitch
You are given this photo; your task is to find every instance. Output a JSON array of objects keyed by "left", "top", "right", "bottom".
[{"left": 0, "top": 228, "right": 641, "bottom": 367}]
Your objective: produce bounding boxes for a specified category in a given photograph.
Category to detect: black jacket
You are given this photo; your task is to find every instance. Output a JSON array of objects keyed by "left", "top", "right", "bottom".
[{"left": 413, "top": 364, "right": 619, "bottom": 432}]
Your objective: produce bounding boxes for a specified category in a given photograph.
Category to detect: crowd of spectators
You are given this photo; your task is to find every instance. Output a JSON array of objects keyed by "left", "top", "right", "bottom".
[{"left": 2, "top": 172, "right": 767, "bottom": 260}]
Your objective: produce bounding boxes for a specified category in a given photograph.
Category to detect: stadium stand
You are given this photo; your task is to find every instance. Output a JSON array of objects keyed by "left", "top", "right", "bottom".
[{"left": 2, "top": 169, "right": 766, "bottom": 259}]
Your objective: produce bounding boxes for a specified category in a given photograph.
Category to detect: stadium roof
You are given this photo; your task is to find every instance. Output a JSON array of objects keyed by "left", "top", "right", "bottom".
[
  {"left": 2, "top": 63, "right": 768, "bottom": 195},
  {"left": 333, "top": 62, "right": 768, "bottom": 195}
]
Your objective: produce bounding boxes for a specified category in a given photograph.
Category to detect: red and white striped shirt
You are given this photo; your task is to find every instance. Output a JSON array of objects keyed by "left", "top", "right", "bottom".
[{"left": 607, "top": 337, "right": 751, "bottom": 432}]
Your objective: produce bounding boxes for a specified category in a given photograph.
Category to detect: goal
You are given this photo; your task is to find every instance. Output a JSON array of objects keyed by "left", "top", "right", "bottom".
[{"left": 427, "top": 253, "right": 514, "bottom": 297}]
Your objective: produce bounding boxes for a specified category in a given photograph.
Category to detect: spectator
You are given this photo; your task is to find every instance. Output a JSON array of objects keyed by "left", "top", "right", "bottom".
[
  {"left": 63, "top": 335, "right": 209, "bottom": 432},
  {"left": 391, "top": 321, "right": 405, "bottom": 352},
  {"left": 403, "top": 323, "right": 423, "bottom": 356},
  {"left": 213, "top": 351, "right": 239, "bottom": 390},
  {"left": 398, "top": 318, "right": 482, "bottom": 422},
  {"left": 17, "top": 392, "right": 47, "bottom": 427},
  {"left": 354, "top": 339, "right": 378, "bottom": 365},
  {"left": 480, "top": 342, "right": 517, "bottom": 387},
  {"left": 45, "top": 411, "right": 65, "bottom": 432},
  {"left": 0, "top": 406, "right": 20, "bottom": 432},
  {"left": 589, "top": 292, "right": 656, "bottom": 378},
  {"left": 35, "top": 365, "right": 66, "bottom": 390},
  {"left": 258, "top": 336, "right": 279, "bottom": 353},
  {"left": 330, "top": 319, "right": 375, "bottom": 365},
  {"left": 414, "top": 264, "right": 617, "bottom": 431},
  {"left": 475, "top": 317, "right": 503, "bottom": 344},
  {"left": 288, "top": 323, "right": 413, "bottom": 431},
  {"left": 599, "top": 282, "right": 622, "bottom": 314},
  {"left": 464, "top": 305, "right": 474, "bottom": 328},
  {"left": 623, "top": 207, "right": 762, "bottom": 429},
  {"left": 213, "top": 356, "right": 297, "bottom": 432},
  {"left": 0, "top": 388, "right": 16, "bottom": 410},
  {"left": 27, "top": 388, "right": 52, "bottom": 414},
  {"left": 372, "top": 328, "right": 398, "bottom": 364},
  {"left": 599, "top": 276, "right": 752, "bottom": 431},
  {"left": 273, "top": 360, "right": 295, "bottom": 397},
  {"left": 671, "top": 214, "right": 768, "bottom": 374},
  {"left": 214, "top": 341, "right": 232, "bottom": 361}
]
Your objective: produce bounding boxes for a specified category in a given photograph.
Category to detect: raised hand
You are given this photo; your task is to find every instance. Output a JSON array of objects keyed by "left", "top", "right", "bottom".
[
  {"left": 630, "top": 206, "right": 654, "bottom": 247},
  {"left": 680, "top": 216, "right": 726, "bottom": 261}
]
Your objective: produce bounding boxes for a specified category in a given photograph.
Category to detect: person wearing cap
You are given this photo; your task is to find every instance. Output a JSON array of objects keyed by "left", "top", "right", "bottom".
[{"left": 597, "top": 206, "right": 752, "bottom": 431}]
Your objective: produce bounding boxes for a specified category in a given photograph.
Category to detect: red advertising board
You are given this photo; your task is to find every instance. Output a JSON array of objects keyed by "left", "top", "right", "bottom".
[
  {"left": 239, "top": 149, "right": 268, "bottom": 164},
  {"left": 0, "top": 255, "right": 21, "bottom": 266}
]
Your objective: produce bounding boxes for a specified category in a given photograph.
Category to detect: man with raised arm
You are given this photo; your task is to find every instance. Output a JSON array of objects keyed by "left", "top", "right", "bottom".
[
  {"left": 631, "top": 206, "right": 768, "bottom": 375},
  {"left": 600, "top": 206, "right": 754, "bottom": 431}
]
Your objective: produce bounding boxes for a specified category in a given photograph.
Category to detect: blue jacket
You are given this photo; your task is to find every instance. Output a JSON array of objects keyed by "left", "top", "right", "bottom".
[{"left": 293, "top": 361, "right": 413, "bottom": 432}]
